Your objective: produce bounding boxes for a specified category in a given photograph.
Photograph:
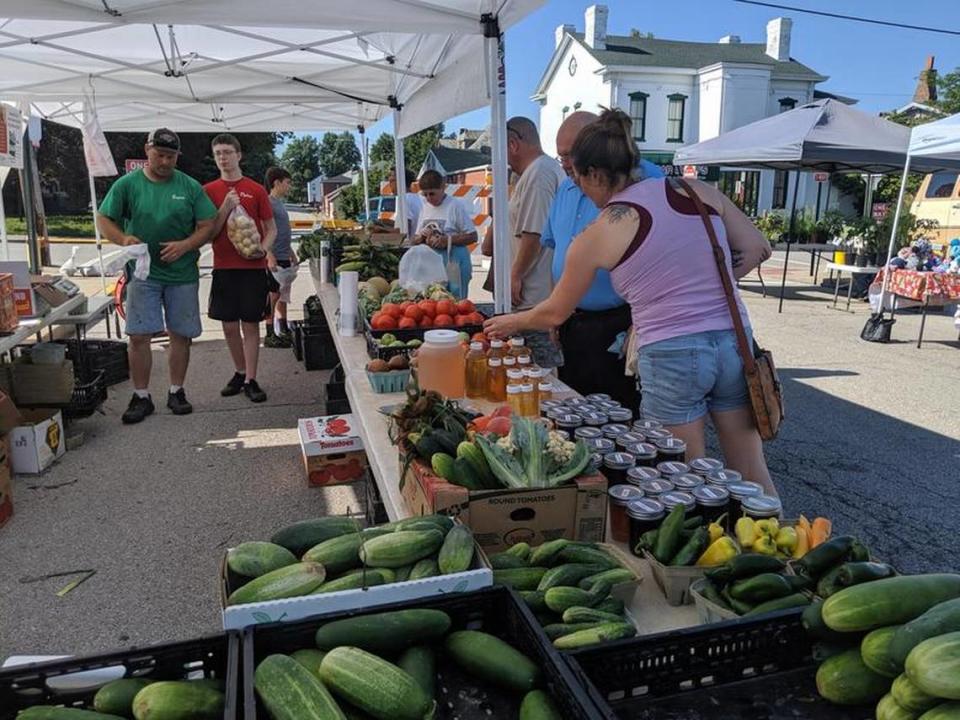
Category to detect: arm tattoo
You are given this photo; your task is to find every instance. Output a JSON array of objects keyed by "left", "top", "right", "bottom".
[{"left": 602, "top": 204, "right": 638, "bottom": 224}]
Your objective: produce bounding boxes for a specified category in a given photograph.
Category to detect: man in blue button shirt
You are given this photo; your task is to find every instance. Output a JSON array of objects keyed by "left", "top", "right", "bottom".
[{"left": 541, "top": 111, "right": 664, "bottom": 409}]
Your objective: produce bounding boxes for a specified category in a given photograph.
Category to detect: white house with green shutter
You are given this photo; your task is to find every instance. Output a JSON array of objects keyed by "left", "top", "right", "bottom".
[{"left": 532, "top": 5, "right": 845, "bottom": 216}]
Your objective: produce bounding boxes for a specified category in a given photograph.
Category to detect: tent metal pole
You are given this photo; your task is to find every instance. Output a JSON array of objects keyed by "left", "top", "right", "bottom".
[
  {"left": 88, "top": 172, "right": 107, "bottom": 293},
  {"left": 484, "top": 14, "right": 510, "bottom": 315},
  {"left": 392, "top": 109, "right": 408, "bottom": 239},
  {"left": 880, "top": 157, "right": 911, "bottom": 300},
  {"left": 358, "top": 125, "right": 370, "bottom": 221},
  {"left": 814, "top": 179, "right": 823, "bottom": 220},
  {"left": 21, "top": 131, "right": 41, "bottom": 274},
  {"left": 778, "top": 169, "right": 801, "bottom": 313},
  {"left": 0, "top": 170, "right": 8, "bottom": 260},
  {"left": 823, "top": 173, "right": 833, "bottom": 215}
]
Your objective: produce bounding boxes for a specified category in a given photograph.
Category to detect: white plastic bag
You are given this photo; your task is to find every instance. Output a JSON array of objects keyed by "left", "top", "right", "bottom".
[
  {"left": 398, "top": 244, "right": 447, "bottom": 293},
  {"left": 226, "top": 205, "right": 264, "bottom": 259}
]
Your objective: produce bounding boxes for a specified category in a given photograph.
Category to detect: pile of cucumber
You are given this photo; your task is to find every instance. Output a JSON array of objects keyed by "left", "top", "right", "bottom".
[
  {"left": 803, "top": 573, "right": 960, "bottom": 719},
  {"left": 488, "top": 539, "right": 638, "bottom": 649},
  {"left": 254, "top": 607, "right": 564, "bottom": 720},
  {"left": 698, "top": 553, "right": 812, "bottom": 617},
  {"left": 226, "top": 515, "right": 476, "bottom": 606},
  {"left": 16, "top": 677, "right": 226, "bottom": 720}
]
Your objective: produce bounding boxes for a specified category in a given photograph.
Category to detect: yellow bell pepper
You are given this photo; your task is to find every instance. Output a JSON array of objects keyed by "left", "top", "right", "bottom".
[
  {"left": 708, "top": 520, "right": 725, "bottom": 544},
  {"left": 735, "top": 517, "right": 756, "bottom": 549},
  {"left": 792, "top": 525, "right": 810, "bottom": 559},
  {"left": 696, "top": 536, "right": 739, "bottom": 566},
  {"left": 753, "top": 534, "right": 778, "bottom": 555},
  {"left": 775, "top": 526, "right": 798, "bottom": 554},
  {"left": 755, "top": 518, "right": 780, "bottom": 537}
]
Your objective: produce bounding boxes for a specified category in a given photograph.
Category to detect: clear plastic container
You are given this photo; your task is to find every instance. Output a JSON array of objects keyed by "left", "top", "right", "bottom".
[
  {"left": 502, "top": 356, "right": 517, "bottom": 372},
  {"left": 465, "top": 342, "right": 488, "bottom": 399},
  {"left": 486, "top": 357, "right": 506, "bottom": 402},
  {"left": 507, "top": 383, "right": 525, "bottom": 416},
  {"left": 508, "top": 336, "right": 532, "bottom": 360},
  {"left": 519, "top": 383, "right": 537, "bottom": 417},
  {"left": 537, "top": 381, "right": 554, "bottom": 406},
  {"left": 487, "top": 339, "right": 507, "bottom": 359},
  {"left": 506, "top": 368, "right": 524, "bottom": 386},
  {"left": 418, "top": 329, "right": 465, "bottom": 399}
]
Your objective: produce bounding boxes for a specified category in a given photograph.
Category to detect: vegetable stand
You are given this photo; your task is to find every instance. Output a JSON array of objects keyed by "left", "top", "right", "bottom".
[{"left": 315, "top": 286, "right": 700, "bottom": 637}]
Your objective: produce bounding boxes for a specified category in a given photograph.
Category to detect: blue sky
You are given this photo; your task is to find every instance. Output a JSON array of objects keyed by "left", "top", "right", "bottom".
[{"left": 287, "top": 0, "right": 960, "bottom": 151}]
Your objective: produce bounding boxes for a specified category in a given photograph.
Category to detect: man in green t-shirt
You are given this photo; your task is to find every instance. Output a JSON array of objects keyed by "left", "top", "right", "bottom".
[{"left": 97, "top": 128, "right": 217, "bottom": 424}]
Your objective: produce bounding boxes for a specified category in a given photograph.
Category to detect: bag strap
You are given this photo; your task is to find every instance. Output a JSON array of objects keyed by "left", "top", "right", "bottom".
[{"left": 674, "top": 178, "right": 757, "bottom": 374}]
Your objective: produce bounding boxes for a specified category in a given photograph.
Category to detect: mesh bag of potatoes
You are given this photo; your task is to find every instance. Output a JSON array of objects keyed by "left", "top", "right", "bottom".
[{"left": 226, "top": 205, "right": 265, "bottom": 259}]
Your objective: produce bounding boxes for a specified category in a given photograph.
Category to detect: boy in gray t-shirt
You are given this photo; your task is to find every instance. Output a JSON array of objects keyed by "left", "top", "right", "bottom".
[{"left": 264, "top": 167, "right": 297, "bottom": 347}]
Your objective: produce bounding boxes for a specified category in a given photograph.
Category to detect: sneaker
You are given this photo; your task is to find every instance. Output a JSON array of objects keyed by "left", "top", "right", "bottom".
[
  {"left": 244, "top": 379, "right": 267, "bottom": 403},
  {"left": 264, "top": 333, "right": 290, "bottom": 349},
  {"left": 167, "top": 388, "right": 193, "bottom": 415},
  {"left": 221, "top": 372, "right": 246, "bottom": 396},
  {"left": 122, "top": 394, "right": 154, "bottom": 424}
]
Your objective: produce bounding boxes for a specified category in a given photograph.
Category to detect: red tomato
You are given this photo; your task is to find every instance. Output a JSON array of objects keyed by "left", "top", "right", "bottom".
[
  {"left": 468, "top": 312, "right": 485, "bottom": 325},
  {"left": 471, "top": 332, "right": 487, "bottom": 343},
  {"left": 434, "top": 313, "right": 454, "bottom": 327},
  {"left": 455, "top": 315, "right": 471, "bottom": 327},
  {"left": 404, "top": 305, "right": 424, "bottom": 322},
  {"left": 371, "top": 314, "right": 397, "bottom": 330},
  {"left": 399, "top": 301, "right": 415, "bottom": 313},
  {"left": 398, "top": 317, "right": 417, "bottom": 329},
  {"left": 436, "top": 299, "right": 456, "bottom": 317},
  {"left": 419, "top": 315, "right": 433, "bottom": 327},
  {"left": 418, "top": 300, "right": 437, "bottom": 318},
  {"left": 381, "top": 303, "right": 402, "bottom": 319},
  {"left": 487, "top": 416, "right": 512, "bottom": 437},
  {"left": 456, "top": 299, "right": 476, "bottom": 315}
]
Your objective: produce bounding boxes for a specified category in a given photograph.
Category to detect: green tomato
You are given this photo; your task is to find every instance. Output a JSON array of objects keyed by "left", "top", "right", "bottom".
[
  {"left": 457, "top": 332, "right": 469, "bottom": 343},
  {"left": 381, "top": 333, "right": 397, "bottom": 345},
  {"left": 406, "top": 339, "right": 423, "bottom": 348}
]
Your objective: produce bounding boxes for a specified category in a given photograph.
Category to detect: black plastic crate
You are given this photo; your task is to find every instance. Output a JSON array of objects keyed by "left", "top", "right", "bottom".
[
  {"left": 564, "top": 609, "right": 874, "bottom": 720},
  {"left": 242, "top": 586, "right": 599, "bottom": 720},
  {"left": 56, "top": 339, "right": 130, "bottom": 387},
  {"left": 324, "top": 398, "right": 350, "bottom": 415},
  {"left": 302, "top": 327, "right": 337, "bottom": 371},
  {"left": 364, "top": 330, "right": 412, "bottom": 361},
  {"left": 64, "top": 369, "right": 107, "bottom": 419},
  {"left": 325, "top": 364, "right": 346, "bottom": 402},
  {"left": 303, "top": 295, "right": 324, "bottom": 320},
  {"left": 288, "top": 321, "right": 303, "bottom": 361},
  {"left": 0, "top": 633, "right": 240, "bottom": 720}
]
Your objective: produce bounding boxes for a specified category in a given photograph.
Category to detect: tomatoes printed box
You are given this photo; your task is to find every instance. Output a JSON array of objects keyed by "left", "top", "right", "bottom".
[{"left": 298, "top": 415, "right": 367, "bottom": 486}]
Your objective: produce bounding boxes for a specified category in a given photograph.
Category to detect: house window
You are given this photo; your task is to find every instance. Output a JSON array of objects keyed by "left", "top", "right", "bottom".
[
  {"left": 772, "top": 170, "right": 789, "bottom": 209},
  {"left": 629, "top": 92, "right": 648, "bottom": 142},
  {"left": 667, "top": 94, "right": 687, "bottom": 142},
  {"left": 779, "top": 97, "right": 797, "bottom": 112},
  {"left": 925, "top": 171, "right": 959, "bottom": 198}
]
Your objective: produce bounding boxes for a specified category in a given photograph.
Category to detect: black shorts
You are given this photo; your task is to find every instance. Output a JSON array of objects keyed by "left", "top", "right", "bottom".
[{"left": 209, "top": 269, "right": 271, "bottom": 323}]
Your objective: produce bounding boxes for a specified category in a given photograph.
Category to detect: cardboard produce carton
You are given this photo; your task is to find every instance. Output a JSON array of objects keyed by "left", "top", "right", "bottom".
[
  {"left": 10, "top": 408, "right": 65, "bottom": 475},
  {"left": 298, "top": 414, "right": 367, "bottom": 486}
]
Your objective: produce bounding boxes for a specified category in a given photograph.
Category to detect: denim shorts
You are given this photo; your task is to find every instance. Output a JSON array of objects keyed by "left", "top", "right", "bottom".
[
  {"left": 637, "top": 328, "right": 752, "bottom": 426},
  {"left": 125, "top": 277, "right": 202, "bottom": 339}
]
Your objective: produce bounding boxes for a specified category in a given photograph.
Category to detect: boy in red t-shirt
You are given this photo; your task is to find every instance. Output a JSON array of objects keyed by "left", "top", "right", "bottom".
[{"left": 204, "top": 134, "right": 277, "bottom": 403}]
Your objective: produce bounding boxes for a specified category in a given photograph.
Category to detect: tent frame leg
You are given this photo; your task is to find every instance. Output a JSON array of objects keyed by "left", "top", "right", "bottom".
[{"left": 777, "top": 169, "right": 801, "bottom": 313}]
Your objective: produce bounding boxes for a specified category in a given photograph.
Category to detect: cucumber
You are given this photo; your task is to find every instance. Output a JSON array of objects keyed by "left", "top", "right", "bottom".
[
  {"left": 93, "top": 678, "right": 154, "bottom": 717},
  {"left": 578, "top": 568, "right": 635, "bottom": 591},
  {"left": 813, "top": 642, "right": 855, "bottom": 662},
  {"left": 561, "top": 606, "right": 624, "bottom": 625},
  {"left": 445, "top": 630, "right": 540, "bottom": 692},
  {"left": 543, "top": 622, "right": 604, "bottom": 640},
  {"left": 528, "top": 539, "right": 570, "bottom": 567},
  {"left": 742, "top": 592, "right": 810, "bottom": 616},
  {"left": 823, "top": 574, "right": 960, "bottom": 632},
  {"left": 394, "top": 564, "right": 413, "bottom": 583},
  {"left": 905, "top": 631, "right": 960, "bottom": 700},
  {"left": 228, "top": 562, "right": 326, "bottom": 605},
  {"left": 290, "top": 648, "right": 327, "bottom": 678},
  {"left": 227, "top": 542, "right": 297, "bottom": 578},
  {"left": 890, "top": 598, "right": 960, "bottom": 673},
  {"left": 493, "top": 567, "right": 548, "bottom": 590},
  {"left": 388, "top": 514, "right": 454, "bottom": 534},
  {"left": 815, "top": 648, "right": 890, "bottom": 705},
  {"left": 397, "top": 646, "right": 435, "bottom": 699},
  {"left": 594, "top": 596, "right": 625, "bottom": 615},
  {"left": 862, "top": 625, "right": 904, "bottom": 678},
  {"left": 537, "top": 563, "right": 606, "bottom": 592},
  {"left": 803, "top": 600, "right": 857, "bottom": 644},
  {"left": 271, "top": 517, "right": 361, "bottom": 556},
  {"left": 722, "top": 553, "right": 786, "bottom": 580},
  {"left": 16, "top": 709, "right": 125, "bottom": 720},
  {"left": 520, "top": 690, "right": 562, "bottom": 720},
  {"left": 319, "top": 647, "right": 434, "bottom": 720},
  {"left": 877, "top": 693, "right": 920, "bottom": 720},
  {"left": 544, "top": 586, "right": 604, "bottom": 614},
  {"left": 437, "top": 525, "right": 474, "bottom": 574},
  {"left": 254, "top": 654, "right": 345, "bottom": 720},
  {"left": 816, "top": 565, "right": 847, "bottom": 599},
  {"left": 489, "top": 553, "right": 528, "bottom": 569},
  {"left": 132, "top": 680, "right": 224, "bottom": 720},
  {"left": 892, "top": 674, "right": 940, "bottom": 714},
  {"left": 314, "top": 609, "right": 451, "bottom": 655},
  {"left": 408, "top": 558, "right": 439, "bottom": 581},
  {"left": 359, "top": 530, "right": 444, "bottom": 568},
  {"left": 519, "top": 590, "right": 548, "bottom": 613},
  {"left": 552, "top": 622, "right": 637, "bottom": 650},
  {"left": 555, "top": 545, "right": 619, "bottom": 569},
  {"left": 312, "top": 568, "right": 393, "bottom": 594},
  {"left": 920, "top": 703, "right": 960, "bottom": 719},
  {"left": 303, "top": 532, "right": 385, "bottom": 575},
  {"left": 506, "top": 542, "right": 532, "bottom": 561}
]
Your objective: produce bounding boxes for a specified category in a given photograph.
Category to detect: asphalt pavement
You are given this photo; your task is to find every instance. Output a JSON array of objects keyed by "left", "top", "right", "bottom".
[{"left": 0, "top": 251, "right": 958, "bottom": 658}]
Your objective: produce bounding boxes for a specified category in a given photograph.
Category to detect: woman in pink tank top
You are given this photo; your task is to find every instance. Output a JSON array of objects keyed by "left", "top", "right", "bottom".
[{"left": 487, "top": 109, "right": 775, "bottom": 494}]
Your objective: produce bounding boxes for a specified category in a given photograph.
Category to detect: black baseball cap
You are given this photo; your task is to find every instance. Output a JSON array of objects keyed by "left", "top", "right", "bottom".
[{"left": 146, "top": 128, "right": 180, "bottom": 152}]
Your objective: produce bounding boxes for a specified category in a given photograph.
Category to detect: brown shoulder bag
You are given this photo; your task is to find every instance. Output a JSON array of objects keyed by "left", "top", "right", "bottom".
[{"left": 676, "top": 178, "right": 784, "bottom": 440}]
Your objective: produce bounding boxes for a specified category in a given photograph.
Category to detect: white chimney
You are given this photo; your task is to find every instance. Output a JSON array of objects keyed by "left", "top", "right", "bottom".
[
  {"left": 555, "top": 23, "right": 575, "bottom": 48},
  {"left": 584, "top": 5, "right": 608, "bottom": 50},
  {"left": 718, "top": 35, "right": 741, "bottom": 44},
  {"left": 766, "top": 17, "right": 792, "bottom": 61}
]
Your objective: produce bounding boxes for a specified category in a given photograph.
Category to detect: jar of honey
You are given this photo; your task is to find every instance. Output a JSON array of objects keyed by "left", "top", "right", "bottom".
[
  {"left": 418, "top": 329, "right": 465, "bottom": 399},
  {"left": 506, "top": 383, "right": 524, "bottom": 416},
  {"left": 608, "top": 485, "right": 644, "bottom": 543},
  {"left": 508, "top": 336, "right": 532, "bottom": 360},
  {"left": 519, "top": 383, "right": 537, "bottom": 416},
  {"left": 465, "top": 342, "right": 488, "bottom": 399},
  {"left": 487, "top": 339, "right": 506, "bottom": 359},
  {"left": 486, "top": 356, "right": 506, "bottom": 402}
]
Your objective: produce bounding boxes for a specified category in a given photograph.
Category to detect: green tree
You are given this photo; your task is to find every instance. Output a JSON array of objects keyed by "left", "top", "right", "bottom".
[
  {"left": 280, "top": 135, "right": 321, "bottom": 204},
  {"left": 363, "top": 124, "right": 445, "bottom": 179},
  {"left": 317, "top": 131, "right": 360, "bottom": 178},
  {"left": 369, "top": 133, "right": 396, "bottom": 165},
  {"left": 936, "top": 67, "right": 960, "bottom": 114}
]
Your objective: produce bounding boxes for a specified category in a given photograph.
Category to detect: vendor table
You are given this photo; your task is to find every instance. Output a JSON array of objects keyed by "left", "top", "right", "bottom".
[
  {"left": 315, "top": 285, "right": 700, "bottom": 636},
  {"left": 824, "top": 262, "right": 881, "bottom": 312},
  {"left": 876, "top": 268, "right": 960, "bottom": 349},
  {"left": 773, "top": 241, "right": 837, "bottom": 283},
  {"left": 0, "top": 294, "right": 88, "bottom": 358}
]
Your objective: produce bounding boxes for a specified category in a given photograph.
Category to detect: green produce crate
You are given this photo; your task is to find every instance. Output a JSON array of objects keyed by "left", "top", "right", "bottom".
[
  {"left": 0, "top": 633, "right": 239, "bottom": 720},
  {"left": 243, "top": 586, "right": 600, "bottom": 720}
]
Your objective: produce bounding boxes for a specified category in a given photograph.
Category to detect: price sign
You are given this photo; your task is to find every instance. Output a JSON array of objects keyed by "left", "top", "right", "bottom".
[
  {"left": 814, "top": 172, "right": 829, "bottom": 183},
  {"left": 125, "top": 158, "right": 148, "bottom": 173}
]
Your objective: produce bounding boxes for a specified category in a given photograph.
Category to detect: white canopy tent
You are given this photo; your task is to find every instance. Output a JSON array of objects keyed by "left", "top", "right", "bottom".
[
  {"left": 0, "top": 0, "right": 545, "bottom": 310},
  {"left": 881, "top": 113, "right": 960, "bottom": 298}
]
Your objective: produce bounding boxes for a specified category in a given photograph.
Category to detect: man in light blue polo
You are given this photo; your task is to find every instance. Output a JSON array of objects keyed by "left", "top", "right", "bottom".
[{"left": 541, "top": 111, "right": 664, "bottom": 409}]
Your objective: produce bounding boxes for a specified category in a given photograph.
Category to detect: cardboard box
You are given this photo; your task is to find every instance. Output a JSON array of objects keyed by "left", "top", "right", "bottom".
[
  {"left": 0, "top": 273, "right": 18, "bottom": 333},
  {"left": 0, "top": 262, "right": 40, "bottom": 317},
  {"left": 10, "top": 409, "right": 66, "bottom": 474},
  {"left": 219, "top": 540, "right": 492, "bottom": 630},
  {"left": 298, "top": 414, "right": 367, "bottom": 486},
  {"left": 0, "top": 360, "right": 75, "bottom": 406},
  {"left": 0, "top": 391, "right": 22, "bottom": 435},
  {"left": 0, "top": 436, "right": 13, "bottom": 529},
  {"left": 401, "top": 457, "right": 608, "bottom": 554}
]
